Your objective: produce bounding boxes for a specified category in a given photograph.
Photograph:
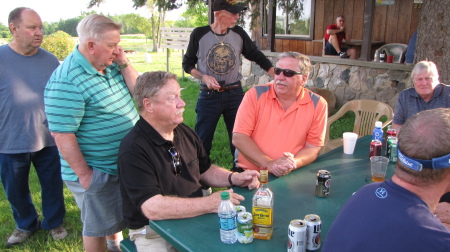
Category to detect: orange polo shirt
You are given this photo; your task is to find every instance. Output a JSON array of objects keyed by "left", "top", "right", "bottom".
[{"left": 233, "top": 83, "right": 327, "bottom": 171}]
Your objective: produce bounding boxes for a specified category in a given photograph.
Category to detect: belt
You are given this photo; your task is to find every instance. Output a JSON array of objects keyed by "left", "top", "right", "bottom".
[{"left": 199, "top": 81, "right": 241, "bottom": 92}]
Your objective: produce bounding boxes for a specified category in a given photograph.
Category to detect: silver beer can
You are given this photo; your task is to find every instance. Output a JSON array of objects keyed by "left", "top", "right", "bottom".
[
  {"left": 304, "top": 214, "right": 321, "bottom": 251},
  {"left": 288, "top": 219, "right": 307, "bottom": 252}
]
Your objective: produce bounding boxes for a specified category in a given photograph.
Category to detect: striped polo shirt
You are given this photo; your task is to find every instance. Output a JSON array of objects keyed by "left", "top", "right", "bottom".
[{"left": 44, "top": 46, "right": 138, "bottom": 181}]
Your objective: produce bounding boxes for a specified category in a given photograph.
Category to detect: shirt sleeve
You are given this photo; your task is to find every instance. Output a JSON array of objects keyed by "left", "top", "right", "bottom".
[
  {"left": 182, "top": 28, "right": 201, "bottom": 74},
  {"left": 44, "top": 75, "right": 85, "bottom": 133},
  {"left": 233, "top": 87, "right": 258, "bottom": 136},
  {"left": 393, "top": 92, "right": 407, "bottom": 125},
  {"left": 236, "top": 27, "right": 273, "bottom": 72},
  {"left": 306, "top": 96, "right": 328, "bottom": 147}
]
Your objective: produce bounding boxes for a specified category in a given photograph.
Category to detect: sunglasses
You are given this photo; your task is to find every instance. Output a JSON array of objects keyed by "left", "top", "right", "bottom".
[
  {"left": 274, "top": 67, "right": 303, "bottom": 77},
  {"left": 168, "top": 147, "right": 181, "bottom": 176}
]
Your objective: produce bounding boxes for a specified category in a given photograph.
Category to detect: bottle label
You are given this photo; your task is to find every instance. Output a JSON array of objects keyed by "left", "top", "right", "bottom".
[
  {"left": 219, "top": 215, "right": 237, "bottom": 231},
  {"left": 252, "top": 207, "right": 273, "bottom": 226}
]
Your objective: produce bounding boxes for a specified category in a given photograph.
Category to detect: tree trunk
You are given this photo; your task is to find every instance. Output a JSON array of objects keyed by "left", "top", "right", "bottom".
[{"left": 416, "top": 0, "right": 450, "bottom": 84}]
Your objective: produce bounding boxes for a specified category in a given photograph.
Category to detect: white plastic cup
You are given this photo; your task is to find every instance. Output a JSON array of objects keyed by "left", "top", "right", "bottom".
[{"left": 343, "top": 132, "right": 358, "bottom": 154}]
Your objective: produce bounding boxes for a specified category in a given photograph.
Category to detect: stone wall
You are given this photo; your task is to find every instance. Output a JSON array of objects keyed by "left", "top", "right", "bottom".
[{"left": 241, "top": 53, "right": 414, "bottom": 109}]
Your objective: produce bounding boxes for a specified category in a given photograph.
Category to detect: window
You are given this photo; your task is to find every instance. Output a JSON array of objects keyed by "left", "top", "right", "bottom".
[{"left": 262, "top": 0, "right": 315, "bottom": 40}]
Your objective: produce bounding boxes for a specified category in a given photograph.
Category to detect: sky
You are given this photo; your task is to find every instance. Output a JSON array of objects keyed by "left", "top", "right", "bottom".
[{"left": 0, "top": 0, "right": 184, "bottom": 26}]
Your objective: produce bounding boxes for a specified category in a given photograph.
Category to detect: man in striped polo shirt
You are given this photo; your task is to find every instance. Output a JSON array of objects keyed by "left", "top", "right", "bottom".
[{"left": 44, "top": 15, "right": 139, "bottom": 252}]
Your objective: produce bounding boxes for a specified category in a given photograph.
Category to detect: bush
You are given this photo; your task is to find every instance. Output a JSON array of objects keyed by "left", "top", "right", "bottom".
[{"left": 41, "top": 30, "right": 75, "bottom": 60}]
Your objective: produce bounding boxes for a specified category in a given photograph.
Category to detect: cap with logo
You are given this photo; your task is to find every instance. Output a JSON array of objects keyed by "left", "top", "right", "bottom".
[{"left": 213, "top": 0, "right": 247, "bottom": 14}]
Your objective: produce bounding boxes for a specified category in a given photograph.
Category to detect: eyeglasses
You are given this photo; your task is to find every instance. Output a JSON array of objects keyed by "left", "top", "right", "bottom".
[
  {"left": 274, "top": 67, "right": 303, "bottom": 77},
  {"left": 168, "top": 147, "right": 181, "bottom": 176}
]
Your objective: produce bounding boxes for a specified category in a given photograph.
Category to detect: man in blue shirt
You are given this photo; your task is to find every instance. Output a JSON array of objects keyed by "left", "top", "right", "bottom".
[{"left": 323, "top": 108, "right": 450, "bottom": 252}]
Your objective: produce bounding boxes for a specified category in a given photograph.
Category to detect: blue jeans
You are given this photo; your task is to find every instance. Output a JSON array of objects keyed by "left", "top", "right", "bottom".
[
  {"left": 0, "top": 146, "right": 65, "bottom": 232},
  {"left": 195, "top": 87, "right": 244, "bottom": 157}
]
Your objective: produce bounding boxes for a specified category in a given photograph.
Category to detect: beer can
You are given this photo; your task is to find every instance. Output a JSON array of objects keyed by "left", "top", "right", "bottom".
[
  {"left": 389, "top": 141, "right": 398, "bottom": 163},
  {"left": 304, "top": 214, "right": 321, "bottom": 251},
  {"left": 385, "top": 136, "right": 397, "bottom": 156},
  {"left": 315, "top": 170, "right": 331, "bottom": 197},
  {"left": 237, "top": 212, "right": 253, "bottom": 244},
  {"left": 288, "top": 219, "right": 307, "bottom": 252},
  {"left": 369, "top": 140, "right": 382, "bottom": 158}
]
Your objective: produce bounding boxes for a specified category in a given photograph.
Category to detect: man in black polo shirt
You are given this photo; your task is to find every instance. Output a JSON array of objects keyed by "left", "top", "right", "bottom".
[{"left": 118, "top": 71, "right": 260, "bottom": 251}]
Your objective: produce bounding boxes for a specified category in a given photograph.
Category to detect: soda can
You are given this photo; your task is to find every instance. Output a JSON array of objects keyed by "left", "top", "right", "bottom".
[
  {"left": 304, "top": 214, "right": 321, "bottom": 251},
  {"left": 385, "top": 136, "right": 397, "bottom": 156},
  {"left": 369, "top": 140, "right": 382, "bottom": 158},
  {"left": 389, "top": 141, "right": 398, "bottom": 163},
  {"left": 235, "top": 205, "right": 246, "bottom": 213},
  {"left": 288, "top": 219, "right": 307, "bottom": 252},
  {"left": 237, "top": 212, "right": 253, "bottom": 244},
  {"left": 315, "top": 170, "right": 331, "bottom": 197}
]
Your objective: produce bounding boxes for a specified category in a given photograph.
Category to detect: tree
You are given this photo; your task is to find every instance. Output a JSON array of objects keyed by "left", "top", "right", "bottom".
[
  {"left": 416, "top": 0, "right": 449, "bottom": 84},
  {"left": 0, "top": 23, "right": 11, "bottom": 39},
  {"left": 41, "top": 31, "right": 76, "bottom": 60},
  {"left": 174, "top": 1, "right": 208, "bottom": 28}
]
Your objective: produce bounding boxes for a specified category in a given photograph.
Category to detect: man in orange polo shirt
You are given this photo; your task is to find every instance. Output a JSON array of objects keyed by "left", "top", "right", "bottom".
[{"left": 232, "top": 52, "right": 327, "bottom": 177}]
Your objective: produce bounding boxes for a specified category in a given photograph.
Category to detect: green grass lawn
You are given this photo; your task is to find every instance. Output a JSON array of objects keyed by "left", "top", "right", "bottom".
[{"left": 0, "top": 37, "right": 356, "bottom": 251}]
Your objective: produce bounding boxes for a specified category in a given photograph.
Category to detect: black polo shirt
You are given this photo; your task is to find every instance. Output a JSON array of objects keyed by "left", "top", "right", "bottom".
[{"left": 118, "top": 117, "right": 211, "bottom": 229}]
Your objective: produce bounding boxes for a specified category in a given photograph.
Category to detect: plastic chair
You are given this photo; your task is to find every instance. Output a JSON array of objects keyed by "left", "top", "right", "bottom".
[
  {"left": 376, "top": 43, "right": 408, "bottom": 63},
  {"left": 320, "top": 100, "right": 394, "bottom": 154}
]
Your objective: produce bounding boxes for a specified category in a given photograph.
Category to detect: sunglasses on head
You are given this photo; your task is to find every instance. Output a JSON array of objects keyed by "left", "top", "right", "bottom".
[
  {"left": 168, "top": 147, "right": 181, "bottom": 176},
  {"left": 274, "top": 67, "right": 303, "bottom": 77}
]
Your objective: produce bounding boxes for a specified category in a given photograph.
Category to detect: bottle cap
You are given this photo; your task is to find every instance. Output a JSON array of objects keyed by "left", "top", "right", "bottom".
[
  {"left": 375, "top": 121, "right": 382, "bottom": 128},
  {"left": 220, "top": 191, "right": 230, "bottom": 200}
]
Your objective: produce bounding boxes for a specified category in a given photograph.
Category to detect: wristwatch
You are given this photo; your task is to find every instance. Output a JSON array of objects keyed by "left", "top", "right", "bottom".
[{"left": 118, "top": 59, "right": 130, "bottom": 70}]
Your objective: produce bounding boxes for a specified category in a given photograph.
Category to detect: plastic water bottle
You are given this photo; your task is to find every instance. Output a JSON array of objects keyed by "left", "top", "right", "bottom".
[
  {"left": 372, "top": 121, "right": 383, "bottom": 142},
  {"left": 218, "top": 191, "right": 237, "bottom": 244}
]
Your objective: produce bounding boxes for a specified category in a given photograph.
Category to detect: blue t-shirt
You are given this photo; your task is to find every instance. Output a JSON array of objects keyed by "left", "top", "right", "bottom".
[
  {"left": 393, "top": 84, "right": 450, "bottom": 125},
  {"left": 45, "top": 46, "right": 138, "bottom": 180},
  {"left": 322, "top": 180, "right": 450, "bottom": 252},
  {"left": 0, "top": 45, "right": 59, "bottom": 153}
]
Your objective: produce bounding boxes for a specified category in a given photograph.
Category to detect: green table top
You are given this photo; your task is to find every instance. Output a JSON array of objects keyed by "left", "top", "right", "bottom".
[{"left": 149, "top": 135, "right": 395, "bottom": 251}]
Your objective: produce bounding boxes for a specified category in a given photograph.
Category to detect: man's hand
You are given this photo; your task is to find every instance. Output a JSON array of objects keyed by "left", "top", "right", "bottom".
[
  {"left": 267, "top": 152, "right": 296, "bottom": 177},
  {"left": 209, "top": 189, "right": 245, "bottom": 213},
  {"left": 79, "top": 169, "right": 93, "bottom": 189},
  {"left": 113, "top": 45, "right": 129, "bottom": 66},
  {"left": 202, "top": 75, "right": 221, "bottom": 90},
  {"left": 232, "top": 170, "right": 260, "bottom": 190},
  {"left": 434, "top": 202, "right": 450, "bottom": 229}
]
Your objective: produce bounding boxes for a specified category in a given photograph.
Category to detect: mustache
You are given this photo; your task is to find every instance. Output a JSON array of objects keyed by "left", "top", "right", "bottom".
[
  {"left": 175, "top": 108, "right": 185, "bottom": 115},
  {"left": 275, "top": 80, "right": 287, "bottom": 86}
]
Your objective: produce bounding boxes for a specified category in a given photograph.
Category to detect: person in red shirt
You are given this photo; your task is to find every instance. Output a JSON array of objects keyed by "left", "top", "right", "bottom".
[{"left": 323, "top": 15, "right": 357, "bottom": 59}]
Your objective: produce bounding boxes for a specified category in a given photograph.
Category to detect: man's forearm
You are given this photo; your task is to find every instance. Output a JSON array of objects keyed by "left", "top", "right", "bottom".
[
  {"left": 141, "top": 194, "right": 217, "bottom": 221},
  {"left": 293, "top": 142, "right": 321, "bottom": 168},
  {"left": 200, "top": 165, "right": 232, "bottom": 188},
  {"left": 120, "top": 63, "right": 139, "bottom": 92},
  {"left": 51, "top": 132, "right": 90, "bottom": 177},
  {"left": 232, "top": 133, "right": 272, "bottom": 168}
]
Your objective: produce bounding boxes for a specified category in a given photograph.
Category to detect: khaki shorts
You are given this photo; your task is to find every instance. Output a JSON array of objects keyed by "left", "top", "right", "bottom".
[{"left": 129, "top": 226, "right": 177, "bottom": 252}]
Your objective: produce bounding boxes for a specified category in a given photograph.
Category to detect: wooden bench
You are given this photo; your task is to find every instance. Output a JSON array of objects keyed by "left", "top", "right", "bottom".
[
  {"left": 120, "top": 238, "right": 137, "bottom": 252},
  {"left": 160, "top": 27, "right": 194, "bottom": 78}
]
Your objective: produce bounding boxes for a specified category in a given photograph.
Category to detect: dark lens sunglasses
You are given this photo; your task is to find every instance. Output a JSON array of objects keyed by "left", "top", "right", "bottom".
[
  {"left": 274, "top": 67, "right": 303, "bottom": 77},
  {"left": 168, "top": 147, "right": 181, "bottom": 176}
]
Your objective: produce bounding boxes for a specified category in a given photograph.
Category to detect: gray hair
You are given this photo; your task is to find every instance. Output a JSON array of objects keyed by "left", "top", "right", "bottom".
[
  {"left": 411, "top": 61, "right": 440, "bottom": 84},
  {"left": 394, "top": 108, "right": 450, "bottom": 184},
  {"left": 8, "top": 7, "right": 34, "bottom": 30},
  {"left": 276, "top": 52, "right": 312, "bottom": 77},
  {"left": 76, "top": 14, "right": 122, "bottom": 43},
  {"left": 134, "top": 71, "right": 178, "bottom": 111}
]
